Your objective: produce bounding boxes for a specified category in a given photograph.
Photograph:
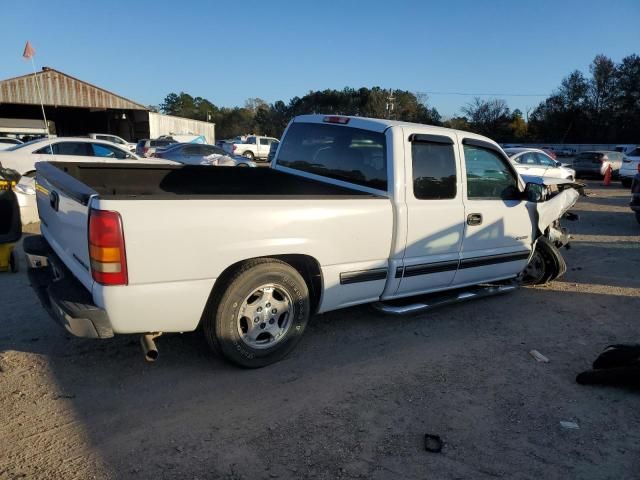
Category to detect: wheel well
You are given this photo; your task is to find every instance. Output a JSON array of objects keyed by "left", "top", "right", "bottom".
[
  {"left": 271, "top": 254, "right": 323, "bottom": 313},
  {"left": 205, "top": 255, "right": 323, "bottom": 319}
]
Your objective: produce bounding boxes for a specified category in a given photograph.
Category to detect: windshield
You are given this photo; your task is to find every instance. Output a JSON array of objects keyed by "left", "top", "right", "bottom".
[
  {"left": 277, "top": 122, "right": 388, "bottom": 191},
  {"left": 6, "top": 139, "right": 47, "bottom": 151}
]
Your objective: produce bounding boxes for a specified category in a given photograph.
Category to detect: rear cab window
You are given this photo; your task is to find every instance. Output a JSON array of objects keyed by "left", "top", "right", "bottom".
[
  {"left": 411, "top": 136, "right": 456, "bottom": 199},
  {"left": 277, "top": 122, "right": 388, "bottom": 191}
]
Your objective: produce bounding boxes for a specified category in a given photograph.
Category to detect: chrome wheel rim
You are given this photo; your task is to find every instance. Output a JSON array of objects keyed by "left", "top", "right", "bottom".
[{"left": 237, "top": 284, "right": 293, "bottom": 349}]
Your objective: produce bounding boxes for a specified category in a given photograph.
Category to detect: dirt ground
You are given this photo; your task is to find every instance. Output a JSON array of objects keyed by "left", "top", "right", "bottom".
[{"left": 1, "top": 180, "right": 639, "bottom": 480}]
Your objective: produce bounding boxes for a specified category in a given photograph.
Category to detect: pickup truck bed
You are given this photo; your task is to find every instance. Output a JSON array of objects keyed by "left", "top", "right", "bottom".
[
  {"left": 47, "top": 163, "right": 375, "bottom": 200},
  {"left": 33, "top": 161, "right": 394, "bottom": 342}
]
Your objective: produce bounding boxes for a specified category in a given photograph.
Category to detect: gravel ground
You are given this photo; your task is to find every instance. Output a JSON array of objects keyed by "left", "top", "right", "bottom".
[{"left": 1, "top": 180, "right": 639, "bottom": 480}]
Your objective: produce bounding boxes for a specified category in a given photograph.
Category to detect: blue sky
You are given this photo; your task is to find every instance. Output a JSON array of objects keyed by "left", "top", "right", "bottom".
[{"left": 1, "top": 0, "right": 638, "bottom": 118}]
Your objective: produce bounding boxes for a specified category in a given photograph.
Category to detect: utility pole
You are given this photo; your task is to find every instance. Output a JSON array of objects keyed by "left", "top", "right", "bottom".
[{"left": 386, "top": 90, "right": 395, "bottom": 119}]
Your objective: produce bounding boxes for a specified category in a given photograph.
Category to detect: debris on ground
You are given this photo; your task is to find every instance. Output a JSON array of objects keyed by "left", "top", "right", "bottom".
[
  {"left": 529, "top": 350, "right": 550, "bottom": 363},
  {"left": 560, "top": 421, "right": 580, "bottom": 430},
  {"left": 424, "top": 434, "right": 443, "bottom": 453}
]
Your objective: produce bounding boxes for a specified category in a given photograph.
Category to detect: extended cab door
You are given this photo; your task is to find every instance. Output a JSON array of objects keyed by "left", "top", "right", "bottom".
[
  {"left": 258, "top": 137, "right": 272, "bottom": 158},
  {"left": 394, "top": 132, "right": 465, "bottom": 297},
  {"left": 453, "top": 139, "right": 533, "bottom": 286}
]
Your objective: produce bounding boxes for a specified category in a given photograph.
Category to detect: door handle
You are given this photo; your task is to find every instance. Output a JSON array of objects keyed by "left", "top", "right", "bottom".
[{"left": 467, "top": 213, "right": 482, "bottom": 226}]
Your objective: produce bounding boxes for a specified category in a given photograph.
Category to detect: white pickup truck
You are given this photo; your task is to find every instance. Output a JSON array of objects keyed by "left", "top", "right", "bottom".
[
  {"left": 26, "top": 115, "right": 580, "bottom": 368},
  {"left": 222, "top": 135, "right": 279, "bottom": 161}
]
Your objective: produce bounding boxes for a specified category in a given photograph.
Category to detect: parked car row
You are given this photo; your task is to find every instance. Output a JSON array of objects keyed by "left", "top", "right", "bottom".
[
  {"left": 572, "top": 151, "right": 625, "bottom": 179},
  {"left": 0, "top": 137, "right": 164, "bottom": 176},
  {"left": 154, "top": 143, "right": 256, "bottom": 167}
]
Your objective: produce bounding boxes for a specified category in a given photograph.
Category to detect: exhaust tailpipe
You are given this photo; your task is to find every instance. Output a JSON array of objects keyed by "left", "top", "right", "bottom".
[{"left": 140, "top": 333, "right": 162, "bottom": 362}]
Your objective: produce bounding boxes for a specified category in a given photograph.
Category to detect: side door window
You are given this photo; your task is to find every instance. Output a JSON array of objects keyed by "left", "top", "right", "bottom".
[
  {"left": 259, "top": 137, "right": 270, "bottom": 154},
  {"left": 202, "top": 145, "right": 226, "bottom": 156},
  {"left": 92, "top": 143, "right": 128, "bottom": 159},
  {"left": 51, "top": 142, "right": 93, "bottom": 156},
  {"left": 463, "top": 144, "right": 518, "bottom": 200},
  {"left": 183, "top": 145, "right": 204, "bottom": 156},
  {"left": 535, "top": 153, "right": 555, "bottom": 167},
  {"left": 245, "top": 137, "right": 256, "bottom": 145},
  {"left": 518, "top": 153, "right": 536, "bottom": 165}
]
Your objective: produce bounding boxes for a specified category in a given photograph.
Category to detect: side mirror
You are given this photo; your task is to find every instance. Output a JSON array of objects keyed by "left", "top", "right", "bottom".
[
  {"left": 555, "top": 161, "right": 562, "bottom": 167},
  {"left": 524, "top": 182, "right": 546, "bottom": 202}
]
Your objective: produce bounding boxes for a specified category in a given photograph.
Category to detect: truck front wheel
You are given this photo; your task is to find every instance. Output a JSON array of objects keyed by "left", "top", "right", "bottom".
[
  {"left": 521, "top": 237, "right": 567, "bottom": 285},
  {"left": 203, "top": 259, "right": 310, "bottom": 368}
]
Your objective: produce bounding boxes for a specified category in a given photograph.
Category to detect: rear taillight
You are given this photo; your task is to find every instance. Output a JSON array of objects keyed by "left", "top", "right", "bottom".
[
  {"left": 89, "top": 209, "right": 128, "bottom": 285},
  {"left": 232, "top": 145, "right": 237, "bottom": 152},
  {"left": 143, "top": 146, "right": 149, "bottom": 154}
]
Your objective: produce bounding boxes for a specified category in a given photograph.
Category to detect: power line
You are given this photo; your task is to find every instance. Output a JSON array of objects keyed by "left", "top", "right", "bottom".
[{"left": 417, "top": 90, "right": 550, "bottom": 98}]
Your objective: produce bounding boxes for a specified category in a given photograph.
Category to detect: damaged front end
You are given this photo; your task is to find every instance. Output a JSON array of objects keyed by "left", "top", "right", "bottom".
[
  {"left": 523, "top": 176, "right": 583, "bottom": 246},
  {"left": 520, "top": 176, "right": 583, "bottom": 285}
]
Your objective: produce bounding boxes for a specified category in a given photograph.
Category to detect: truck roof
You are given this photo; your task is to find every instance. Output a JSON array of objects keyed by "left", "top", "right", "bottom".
[{"left": 292, "top": 114, "right": 497, "bottom": 146}]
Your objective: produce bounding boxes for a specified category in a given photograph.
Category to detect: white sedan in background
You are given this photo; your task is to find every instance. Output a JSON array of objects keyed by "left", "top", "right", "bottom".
[
  {"left": 0, "top": 137, "right": 175, "bottom": 176},
  {"left": 0, "top": 138, "right": 177, "bottom": 225},
  {"left": 0, "top": 137, "right": 23, "bottom": 151},
  {"left": 503, "top": 148, "right": 576, "bottom": 181}
]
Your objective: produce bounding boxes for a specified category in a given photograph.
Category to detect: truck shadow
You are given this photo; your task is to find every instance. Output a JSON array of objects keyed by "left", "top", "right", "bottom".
[
  {"left": 2, "top": 268, "right": 639, "bottom": 479},
  {"left": 2, "top": 180, "right": 639, "bottom": 478}
]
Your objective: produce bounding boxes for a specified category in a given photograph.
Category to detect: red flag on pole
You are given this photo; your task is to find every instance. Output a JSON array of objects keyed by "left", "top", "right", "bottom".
[{"left": 23, "top": 41, "right": 35, "bottom": 59}]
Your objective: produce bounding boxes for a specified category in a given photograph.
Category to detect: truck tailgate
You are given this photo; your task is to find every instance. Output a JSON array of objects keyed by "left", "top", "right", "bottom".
[{"left": 36, "top": 162, "right": 96, "bottom": 291}]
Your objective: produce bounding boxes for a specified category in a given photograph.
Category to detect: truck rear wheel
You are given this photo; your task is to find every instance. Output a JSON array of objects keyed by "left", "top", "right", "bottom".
[
  {"left": 242, "top": 151, "right": 254, "bottom": 160},
  {"left": 203, "top": 259, "right": 310, "bottom": 368},
  {"left": 521, "top": 237, "right": 567, "bottom": 285}
]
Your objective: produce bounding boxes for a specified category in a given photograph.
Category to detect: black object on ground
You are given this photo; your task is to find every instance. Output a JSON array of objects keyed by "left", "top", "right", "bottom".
[
  {"left": 424, "top": 434, "right": 443, "bottom": 453},
  {"left": 576, "top": 344, "right": 640, "bottom": 387}
]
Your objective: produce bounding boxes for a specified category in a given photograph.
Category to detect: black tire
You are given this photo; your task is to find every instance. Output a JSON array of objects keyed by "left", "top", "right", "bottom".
[
  {"left": 521, "top": 237, "right": 566, "bottom": 285},
  {"left": 622, "top": 178, "right": 633, "bottom": 189},
  {"left": 9, "top": 249, "right": 18, "bottom": 273},
  {"left": 202, "top": 259, "right": 310, "bottom": 368},
  {"left": 242, "top": 151, "right": 254, "bottom": 160}
]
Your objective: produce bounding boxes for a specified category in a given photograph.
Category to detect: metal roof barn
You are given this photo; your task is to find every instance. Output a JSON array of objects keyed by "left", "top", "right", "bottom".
[
  {"left": 0, "top": 68, "right": 214, "bottom": 143},
  {"left": 0, "top": 67, "right": 148, "bottom": 110}
]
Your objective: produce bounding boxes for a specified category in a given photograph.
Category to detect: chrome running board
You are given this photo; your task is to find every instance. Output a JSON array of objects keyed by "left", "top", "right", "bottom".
[{"left": 371, "top": 282, "right": 519, "bottom": 316}]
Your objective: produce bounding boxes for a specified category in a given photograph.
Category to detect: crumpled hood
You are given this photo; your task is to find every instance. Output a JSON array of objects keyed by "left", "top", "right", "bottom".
[
  {"left": 521, "top": 173, "right": 581, "bottom": 232},
  {"left": 536, "top": 188, "right": 579, "bottom": 232}
]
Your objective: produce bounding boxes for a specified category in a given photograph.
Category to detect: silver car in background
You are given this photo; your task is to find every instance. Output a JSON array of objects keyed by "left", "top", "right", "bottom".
[
  {"left": 153, "top": 143, "right": 257, "bottom": 167},
  {"left": 503, "top": 147, "right": 576, "bottom": 180}
]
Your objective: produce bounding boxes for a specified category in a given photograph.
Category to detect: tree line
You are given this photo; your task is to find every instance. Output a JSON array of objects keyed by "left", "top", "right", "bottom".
[{"left": 158, "top": 53, "right": 639, "bottom": 143}]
